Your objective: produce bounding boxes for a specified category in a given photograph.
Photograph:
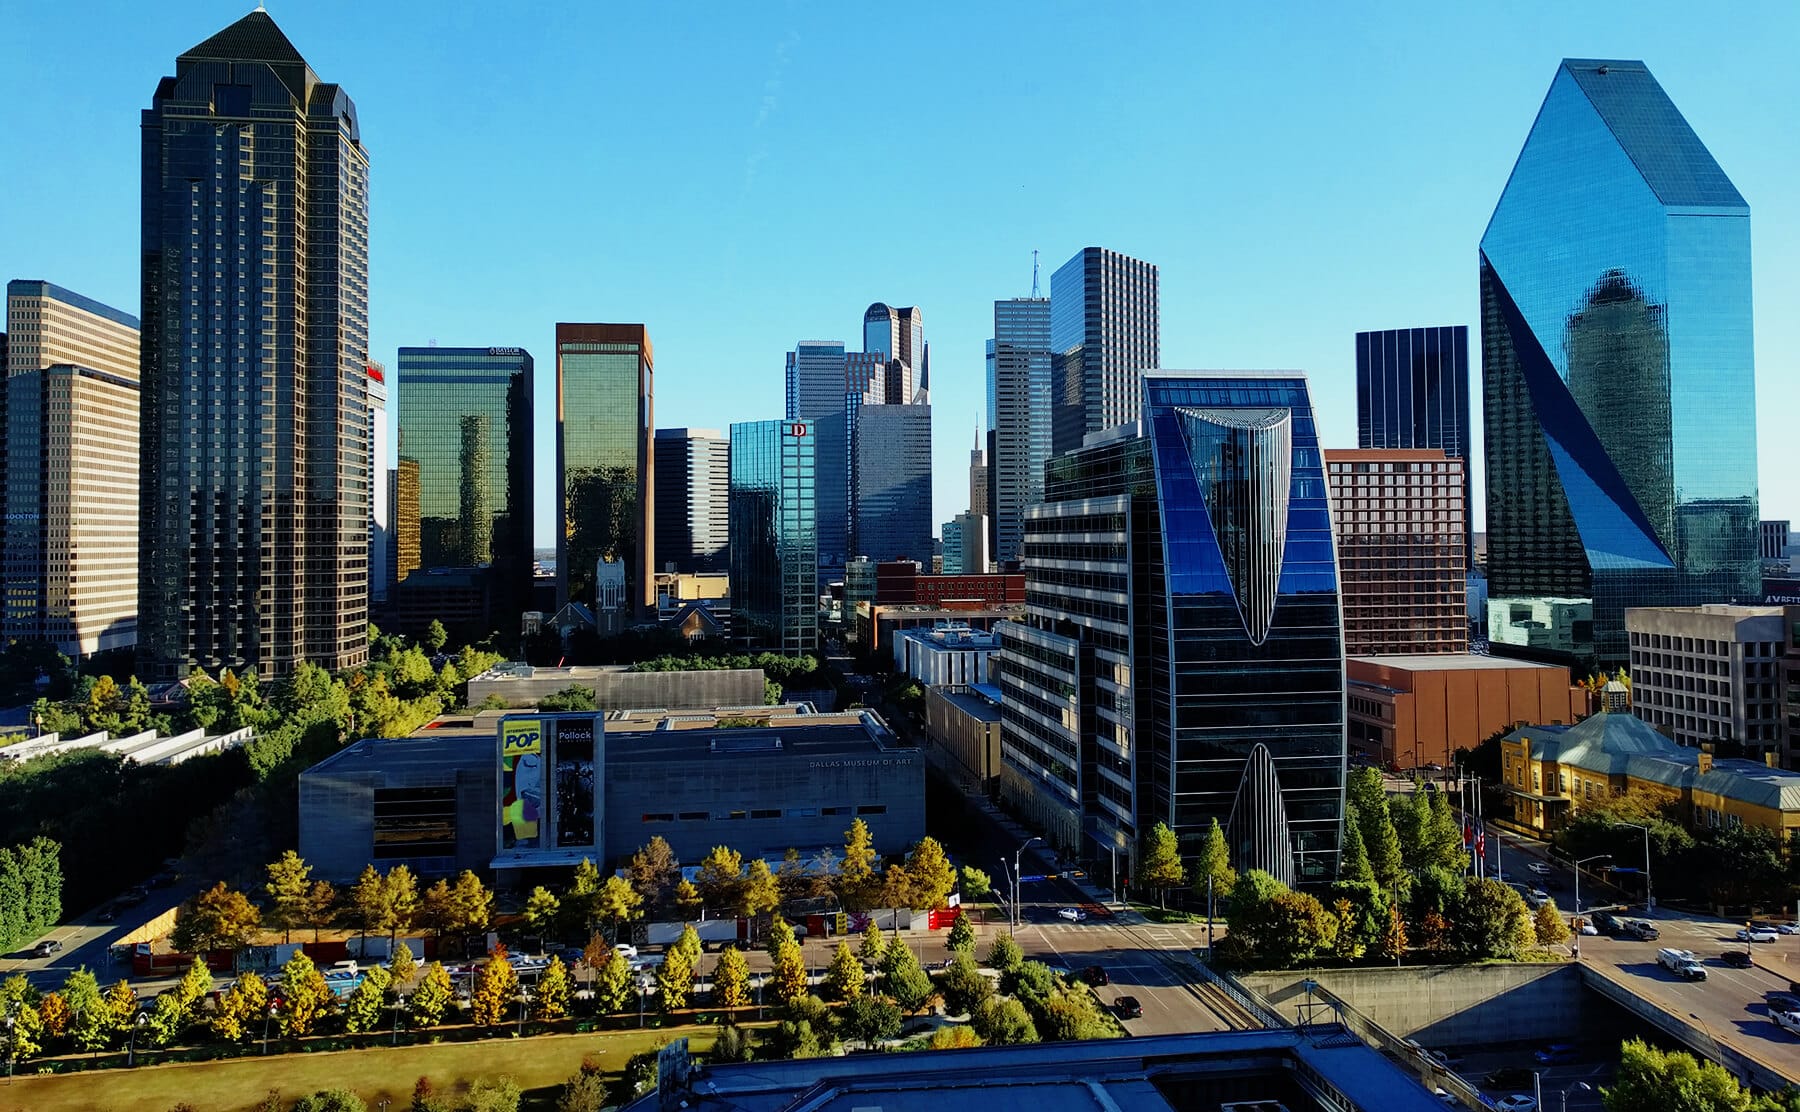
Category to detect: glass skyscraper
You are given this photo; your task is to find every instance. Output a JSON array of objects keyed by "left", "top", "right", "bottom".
[
  {"left": 139, "top": 10, "right": 371, "bottom": 680},
  {"left": 1355, "top": 326, "right": 1471, "bottom": 568},
  {"left": 653, "top": 428, "right": 730, "bottom": 574},
  {"left": 999, "top": 372, "right": 1345, "bottom": 889},
  {"left": 1050, "top": 248, "right": 1159, "bottom": 458},
  {"left": 1481, "top": 59, "right": 1757, "bottom": 669},
  {"left": 556, "top": 324, "right": 654, "bottom": 624},
  {"left": 852, "top": 402, "right": 933, "bottom": 566},
  {"left": 987, "top": 297, "right": 1052, "bottom": 565},
  {"left": 785, "top": 342, "right": 887, "bottom": 583},
  {"left": 395, "top": 347, "right": 534, "bottom": 623},
  {"left": 729, "top": 420, "right": 817, "bottom": 654}
]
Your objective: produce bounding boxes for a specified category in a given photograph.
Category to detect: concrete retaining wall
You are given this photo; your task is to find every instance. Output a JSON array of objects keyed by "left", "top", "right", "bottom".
[
  {"left": 469, "top": 668, "right": 764, "bottom": 710},
  {"left": 1241, "top": 963, "right": 1591, "bottom": 1047}
]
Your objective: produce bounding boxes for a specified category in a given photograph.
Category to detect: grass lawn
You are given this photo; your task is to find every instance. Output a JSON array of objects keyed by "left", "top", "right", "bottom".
[{"left": 0, "top": 1025, "right": 723, "bottom": 1112}]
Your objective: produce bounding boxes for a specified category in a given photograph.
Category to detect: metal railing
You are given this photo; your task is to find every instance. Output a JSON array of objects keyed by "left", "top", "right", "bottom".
[{"left": 1191, "top": 959, "right": 1287, "bottom": 1029}]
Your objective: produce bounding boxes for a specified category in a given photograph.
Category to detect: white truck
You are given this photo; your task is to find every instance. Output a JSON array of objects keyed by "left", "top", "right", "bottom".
[{"left": 1658, "top": 947, "right": 1707, "bottom": 981}]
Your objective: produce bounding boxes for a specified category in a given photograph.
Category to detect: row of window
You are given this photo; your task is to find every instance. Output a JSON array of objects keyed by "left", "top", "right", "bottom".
[{"left": 639, "top": 804, "right": 886, "bottom": 823}]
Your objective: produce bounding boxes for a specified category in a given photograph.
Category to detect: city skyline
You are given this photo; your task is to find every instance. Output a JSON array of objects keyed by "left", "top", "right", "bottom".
[{"left": 3, "top": 4, "right": 1796, "bottom": 545}]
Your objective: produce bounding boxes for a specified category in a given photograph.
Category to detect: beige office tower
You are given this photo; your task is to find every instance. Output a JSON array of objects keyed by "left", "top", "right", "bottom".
[{"left": 4, "top": 281, "right": 143, "bottom": 656}]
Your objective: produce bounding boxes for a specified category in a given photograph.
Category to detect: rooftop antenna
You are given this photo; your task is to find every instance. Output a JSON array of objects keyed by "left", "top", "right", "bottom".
[
  {"left": 255, "top": 1, "right": 267, "bottom": 11},
  {"left": 1031, "top": 249, "right": 1040, "bottom": 298}
]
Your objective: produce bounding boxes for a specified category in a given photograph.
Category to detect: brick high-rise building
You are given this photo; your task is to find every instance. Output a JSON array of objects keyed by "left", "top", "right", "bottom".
[{"left": 1325, "top": 449, "right": 1468, "bottom": 655}]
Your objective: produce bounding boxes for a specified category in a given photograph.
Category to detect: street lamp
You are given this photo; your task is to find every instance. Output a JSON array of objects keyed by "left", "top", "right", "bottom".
[
  {"left": 1562, "top": 1081, "right": 1591, "bottom": 1111},
  {"left": 1612, "top": 822, "right": 1653, "bottom": 913},
  {"left": 1573, "top": 854, "right": 1612, "bottom": 922},
  {"left": 515, "top": 989, "right": 531, "bottom": 1036},
  {"left": 1012, "top": 837, "right": 1041, "bottom": 931},
  {"left": 392, "top": 992, "right": 408, "bottom": 1046},
  {"left": 127, "top": 1011, "right": 149, "bottom": 1068},
  {"left": 4, "top": 1010, "right": 16, "bottom": 1083},
  {"left": 262, "top": 1001, "right": 278, "bottom": 1055}
]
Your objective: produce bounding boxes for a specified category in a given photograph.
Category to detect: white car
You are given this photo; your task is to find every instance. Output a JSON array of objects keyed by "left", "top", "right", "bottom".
[
  {"left": 614, "top": 942, "right": 638, "bottom": 959},
  {"left": 1738, "top": 927, "right": 1779, "bottom": 943},
  {"left": 1777, "top": 923, "right": 1800, "bottom": 936},
  {"left": 1056, "top": 907, "right": 1085, "bottom": 923},
  {"left": 1772, "top": 1010, "right": 1800, "bottom": 1036},
  {"left": 1577, "top": 920, "right": 1598, "bottom": 936},
  {"left": 1528, "top": 862, "right": 1552, "bottom": 875},
  {"left": 1495, "top": 1097, "right": 1540, "bottom": 1112}
]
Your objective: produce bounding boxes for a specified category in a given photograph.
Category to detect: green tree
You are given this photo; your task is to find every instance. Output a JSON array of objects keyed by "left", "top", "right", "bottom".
[
  {"left": 672, "top": 878, "right": 702, "bottom": 919},
  {"left": 986, "top": 931, "right": 1023, "bottom": 973},
  {"left": 291, "top": 1090, "right": 368, "bottom": 1112},
  {"left": 1602, "top": 1037, "right": 1752, "bottom": 1112},
  {"left": 1429, "top": 790, "right": 1468, "bottom": 871},
  {"left": 172, "top": 882, "right": 263, "bottom": 955},
  {"left": 1535, "top": 899, "right": 1572, "bottom": 947},
  {"left": 466, "top": 1076, "right": 523, "bottom": 1112},
  {"left": 674, "top": 923, "right": 703, "bottom": 966},
  {"left": 383, "top": 865, "right": 420, "bottom": 943},
  {"left": 1135, "top": 821, "right": 1185, "bottom": 907},
  {"left": 839, "top": 994, "right": 902, "bottom": 1049},
  {"left": 714, "top": 945, "right": 751, "bottom": 1009},
  {"left": 904, "top": 836, "right": 957, "bottom": 910},
  {"left": 973, "top": 996, "right": 1038, "bottom": 1045},
  {"left": 534, "top": 956, "right": 571, "bottom": 1020},
  {"left": 141, "top": 991, "right": 187, "bottom": 1048},
  {"left": 278, "top": 951, "right": 334, "bottom": 1038},
  {"left": 344, "top": 965, "right": 394, "bottom": 1033},
  {"left": 62, "top": 968, "right": 108, "bottom": 1052},
  {"left": 656, "top": 944, "right": 694, "bottom": 1012},
  {"left": 1454, "top": 877, "right": 1536, "bottom": 960},
  {"left": 1397, "top": 782, "right": 1433, "bottom": 870},
  {"left": 823, "top": 941, "right": 863, "bottom": 1001},
  {"left": 858, "top": 919, "right": 888, "bottom": 971},
  {"left": 771, "top": 937, "right": 807, "bottom": 1005},
  {"left": 1346, "top": 768, "right": 1406, "bottom": 890},
  {"left": 265, "top": 850, "right": 313, "bottom": 944},
  {"left": 766, "top": 915, "right": 798, "bottom": 962},
  {"left": 1036, "top": 983, "right": 1117, "bottom": 1041},
  {"left": 349, "top": 865, "right": 385, "bottom": 945},
  {"left": 524, "top": 886, "right": 562, "bottom": 939},
  {"left": 471, "top": 945, "right": 520, "bottom": 1027},
  {"left": 695, "top": 845, "right": 744, "bottom": 912},
  {"left": 959, "top": 865, "right": 992, "bottom": 900},
  {"left": 210, "top": 971, "right": 267, "bottom": 1042},
  {"left": 563, "top": 857, "right": 601, "bottom": 935},
  {"left": 99, "top": 978, "right": 137, "bottom": 1045},
  {"left": 882, "top": 939, "right": 934, "bottom": 1014},
  {"left": 741, "top": 858, "right": 782, "bottom": 924},
  {"left": 594, "top": 949, "right": 635, "bottom": 1015},
  {"left": 947, "top": 911, "right": 975, "bottom": 953},
  {"left": 1190, "top": 817, "right": 1236, "bottom": 906},
  {"left": 424, "top": 620, "right": 449, "bottom": 654},
  {"left": 451, "top": 870, "right": 495, "bottom": 938},
  {"left": 1338, "top": 804, "right": 1376, "bottom": 886},
  {"left": 839, "top": 819, "right": 878, "bottom": 909},
  {"left": 597, "top": 873, "right": 643, "bottom": 935},
  {"left": 935, "top": 951, "right": 992, "bottom": 1016},
  {"left": 537, "top": 685, "right": 597, "bottom": 712},
  {"left": 389, "top": 941, "right": 417, "bottom": 991},
  {"left": 175, "top": 954, "right": 215, "bottom": 1022},
  {"left": 408, "top": 962, "right": 453, "bottom": 1028},
  {"left": 928, "top": 1025, "right": 984, "bottom": 1050}
]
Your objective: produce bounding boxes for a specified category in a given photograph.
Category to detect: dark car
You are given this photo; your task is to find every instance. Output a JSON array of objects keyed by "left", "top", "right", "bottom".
[
  {"left": 1534, "top": 1043, "right": 1580, "bottom": 1065},
  {"left": 1485, "top": 1066, "right": 1534, "bottom": 1088},
  {"left": 31, "top": 939, "right": 63, "bottom": 958},
  {"left": 1080, "top": 965, "right": 1109, "bottom": 987},
  {"left": 1113, "top": 995, "right": 1143, "bottom": 1019},
  {"left": 1722, "top": 950, "right": 1754, "bottom": 968},
  {"left": 1765, "top": 992, "right": 1800, "bottom": 1014},
  {"left": 1592, "top": 910, "right": 1620, "bottom": 934}
]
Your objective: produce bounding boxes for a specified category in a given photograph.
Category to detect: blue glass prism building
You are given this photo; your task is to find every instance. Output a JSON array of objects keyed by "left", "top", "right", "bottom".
[
  {"left": 1482, "top": 59, "right": 1758, "bottom": 669},
  {"left": 998, "top": 372, "right": 1344, "bottom": 888},
  {"left": 728, "top": 420, "right": 818, "bottom": 654}
]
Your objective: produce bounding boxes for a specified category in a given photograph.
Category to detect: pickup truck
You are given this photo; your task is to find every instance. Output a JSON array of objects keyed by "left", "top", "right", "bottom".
[{"left": 1657, "top": 948, "right": 1706, "bottom": 980}]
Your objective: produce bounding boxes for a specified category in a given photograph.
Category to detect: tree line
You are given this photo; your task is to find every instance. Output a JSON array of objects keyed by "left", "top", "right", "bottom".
[{"left": 0, "top": 836, "right": 60, "bottom": 954}]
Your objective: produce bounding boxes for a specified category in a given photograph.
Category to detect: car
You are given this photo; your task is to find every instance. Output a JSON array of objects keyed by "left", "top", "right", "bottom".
[
  {"left": 1113, "top": 995, "right": 1143, "bottom": 1019},
  {"left": 1722, "top": 950, "right": 1754, "bottom": 968},
  {"left": 1773, "top": 1011, "right": 1800, "bottom": 1036},
  {"left": 1778, "top": 923, "right": 1800, "bottom": 936},
  {"left": 1079, "top": 965, "right": 1109, "bottom": 987},
  {"left": 614, "top": 943, "right": 638, "bottom": 960},
  {"left": 327, "top": 960, "right": 359, "bottom": 975},
  {"left": 1056, "top": 907, "right": 1085, "bottom": 923},
  {"left": 1427, "top": 1049, "right": 1465, "bottom": 1069},
  {"left": 1495, "top": 1097, "right": 1540, "bottom": 1112},
  {"left": 31, "top": 939, "right": 63, "bottom": 958},
  {"left": 1575, "top": 919, "right": 1598, "bottom": 936},
  {"left": 1623, "top": 920, "right": 1660, "bottom": 941},
  {"left": 1528, "top": 862, "right": 1553, "bottom": 876},
  {"left": 1534, "top": 1042, "right": 1579, "bottom": 1065},
  {"left": 1592, "top": 910, "right": 1620, "bottom": 934},
  {"left": 1433, "top": 1088, "right": 1459, "bottom": 1106},
  {"left": 1739, "top": 926, "right": 1779, "bottom": 943},
  {"left": 1764, "top": 991, "right": 1800, "bottom": 1014},
  {"left": 1485, "top": 1067, "right": 1534, "bottom": 1089}
]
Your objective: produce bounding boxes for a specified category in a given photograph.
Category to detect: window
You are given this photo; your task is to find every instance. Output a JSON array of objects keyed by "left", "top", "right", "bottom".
[
  {"left": 751, "top": 809, "right": 781, "bottom": 819},
  {"left": 641, "top": 812, "right": 674, "bottom": 823},
  {"left": 678, "top": 811, "right": 707, "bottom": 821},
  {"left": 372, "top": 786, "right": 455, "bottom": 859},
  {"left": 856, "top": 805, "right": 887, "bottom": 816},
  {"left": 822, "top": 806, "right": 849, "bottom": 816}
]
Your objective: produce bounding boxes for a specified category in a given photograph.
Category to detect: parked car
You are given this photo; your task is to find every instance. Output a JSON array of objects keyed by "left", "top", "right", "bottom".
[
  {"left": 1113, "top": 995, "right": 1143, "bottom": 1019},
  {"left": 1057, "top": 907, "right": 1086, "bottom": 923},
  {"left": 1079, "top": 965, "right": 1109, "bottom": 987},
  {"left": 1485, "top": 1067, "right": 1534, "bottom": 1089},
  {"left": 1574, "top": 918, "right": 1598, "bottom": 936},
  {"left": 1534, "top": 1043, "right": 1579, "bottom": 1065},
  {"left": 1722, "top": 950, "right": 1754, "bottom": 968},
  {"left": 1739, "top": 926, "right": 1779, "bottom": 944},
  {"left": 1528, "top": 862, "right": 1553, "bottom": 876},
  {"left": 31, "top": 939, "right": 63, "bottom": 958},
  {"left": 614, "top": 943, "right": 639, "bottom": 960},
  {"left": 1495, "top": 1097, "right": 1540, "bottom": 1112},
  {"left": 1773, "top": 1011, "right": 1800, "bottom": 1036},
  {"left": 1777, "top": 923, "right": 1800, "bottom": 936}
]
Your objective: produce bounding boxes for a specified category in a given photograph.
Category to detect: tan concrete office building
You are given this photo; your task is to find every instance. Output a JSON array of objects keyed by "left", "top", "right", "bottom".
[
  {"left": 1627, "top": 604, "right": 1794, "bottom": 764},
  {"left": 1325, "top": 448, "right": 1468, "bottom": 655},
  {"left": 3, "top": 281, "right": 141, "bottom": 655}
]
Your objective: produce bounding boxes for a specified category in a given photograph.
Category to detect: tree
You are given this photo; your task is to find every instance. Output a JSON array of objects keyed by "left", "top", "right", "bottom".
[
  {"left": 471, "top": 945, "right": 520, "bottom": 1027},
  {"left": 771, "top": 936, "right": 807, "bottom": 1005},
  {"left": 597, "top": 874, "right": 643, "bottom": 935},
  {"left": 556, "top": 1065, "right": 608, "bottom": 1112},
  {"left": 986, "top": 931, "right": 1023, "bottom": 973},
  {"left": 349, "top": 865, "right": 385, "bottom": 944},
  {"left": 959, "top": 865, "right": 992, "bottom": 901},
  {"left": 99, "top": 977, "right": 137, "bottom": 1045},
  {"left": 672, "top": 878, "right": 702, "bottom": 919},
  {"left": 1703, "top": 825, "right": 1788, "bottom": 909},
  {"left": 627, "top": 836, "right": 678, "bottom": 908},
  {"left": 534, "top": 956, "right": 571, "bottom": 1020},
  {"left": 1135, "top": 821, "right": 1185, "bottom": 907},
  {"left": 656, "top": 944, "right": 694, "bottom": 1012},
  {"left": 344, "top": 965, "right": 393, "bottom": 1033},
  {"left": 882, "top": 940, "right": 934, "bottom": 1014},
  {"left": 840, "top": 819, "right": 878, "bottom": 909},
  {"left": 383, "top": 865, "right": 420, "bottom": 943},
  {"left": 524, "top": 886, "right": 562, "bottom": 939},
  {"left": 594, "top": 949, "right": 634, "bottom": 1015},
  {"left": 714, "top": 945, "right": 750, "bottom": 1009},
  {"left": 173, "top": 881, "right": 263, "bottom": 955},
  {"left": 928, "top": 1024, "right": 984, "bottom": 1050},
  {"left": 1535, "top": 899, "right": 1572, "bottom": 947},
  {"left": 858, "top": 919, "right": 888, "bottom": 971},
  {"left": 210, "top": 971, "right": 268, "bottom": 1042},
  {"left": 389, "top": 941, "right": 417, "bottom": 991},
  {"left": 419, "top": 878, "right": 455, "bottom": 940},
  {"left": 301, "top": 880, "right": 338, "bottom": 943},
  {"left": 409, "top": 962, "right": 453, "bottom": 1028},
  {"left": 1193, "top": 817, "right": 1237, "bottom": 903},
  {"left": 1602, "top": 1037, "right": 1752, "bottom": 1112},
  {"left": 1036, "top": 984, "right": 1116, "bottom": 1041},
  {"left": 175, "top": 954, "right": 215, "bottom": 1022},
  {"left": 947, "top": 912, "right": 975, "bottom": 954},
  {"left": 424, "top": 620, "right": 449, "bottom": 654},
  {"left": 973, "top": 996, "right": 1038, "bottom": 1045},
  {"left": 451, "top": 870, "right": 495, "bottom": 938},
  {"left": 63, "top": 968, "right": 108, "bottom": 1051},
  {"left": 839, "top": 994, "right": 902, "bottom": 1049},
  {"left": 1263, "top": 892, "right": 1339, "bottom": 967},
  {"left": 674, "top": 923, "right": 703, "bottom": 966},
  {"left": 1338, "top": 805, "right": 1376, "bottom": 886},
  {"left": 291, "top": 1091, "right": 369, "bottom": 1112},
  {"left": 741, "top": 858, "right": 782, "bottom": 925},
  {"left": 1375, "top": 905, "right": 1408, "bottom": 963},
  {"left": 1332, "top": 898, "right": 1364, "bottom": 961},
  {"left": 266, "top": 850, "right": 313, "bottom": 943},
  {"left": 278, "top": 951, "right": 334, "bottom": 1038},
  {"left": 564, "top": 857, "right": 601, "bottom": 935},
  {"left": 935, "top": 951, "right": 992, "bottom": 1016},
  {"left": 1428, "top": 790, "right": 1467, "bottom": 872},
  {"left": 466, "top": 1076, "right": 523, "bottom": 1112},
  {"left": 695, "top": 845, "right": 744, "bottom": 912},
  {"left": 538, "top": 685, "right": 597, "bottom": 712},
  {"left": 1397, "top": 783, "right": 1433, "bottom": 870},
  {"left": 879, "top": 864, "right": 912, "bottom": 927},
  {"left": 904, "top": 836, "right": 957, "bottom": 910},
  {"left": 766, "top": 915, "right": 798, "bottom": 962},
  {"left": 1454, "top": 877, "right": 1536, "bottom": 960},
  {"left": 37, "top": 991, "right": 69, "bottom": 1040},
  {"left": 822, "top": 941, "right": 862, "bottom": 1001},
  {"left": 1347, "top": 769, "right": 1406, "bottom": 890}
]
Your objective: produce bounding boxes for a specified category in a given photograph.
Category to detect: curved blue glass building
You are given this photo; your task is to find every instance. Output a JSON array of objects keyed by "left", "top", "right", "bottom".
[{"left": 1482, "top": 59, "right": 1758, "bottom": 669}]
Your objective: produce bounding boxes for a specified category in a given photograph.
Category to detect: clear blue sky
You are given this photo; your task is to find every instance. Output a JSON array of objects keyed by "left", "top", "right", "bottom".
[{"left": 4, "top": 2, "right": 1795, "bottom": 549}]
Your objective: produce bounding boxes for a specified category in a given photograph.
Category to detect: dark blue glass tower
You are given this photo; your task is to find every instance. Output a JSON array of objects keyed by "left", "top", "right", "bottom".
[
  {"left": 1356, "top": 326, "right": 1472, "bottom": 568},
  {"left": 1482, "top": 59, "right": 1758, "bottom": 669},
  {"left": 729, "top": 420, "right": 817, "bottom": 654}
]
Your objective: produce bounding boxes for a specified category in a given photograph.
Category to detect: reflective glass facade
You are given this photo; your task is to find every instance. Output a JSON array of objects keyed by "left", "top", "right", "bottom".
[
  {"left": 556, "top": 325, "right": 653, "bottom": 621},
  {"left": 1050, "top": 248, "right": 1159, "bottom": 458},
  {"left": 139, "top": 11, "right": 370, "bottom": 679},
  {"left": 1355, "top": 326, "right": 1471, "bottom": 566},
  {"left": 653, "top": 428, "right": 730, "bottom": 574},
  {"left": 1482, "top": 59, "right": 1757, "bottom": 669},
  {"left": 987, "top": 298, "right": 1052, "bottom": 564},
  {"left": 729, "top": 420, "right": 817, "bottom": 654},
  {"left": 853, "top": 403, "right": 933, "bottom": 566},
  {"left": 395, "top": 347, "right": 534, "bottom": 624}
]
